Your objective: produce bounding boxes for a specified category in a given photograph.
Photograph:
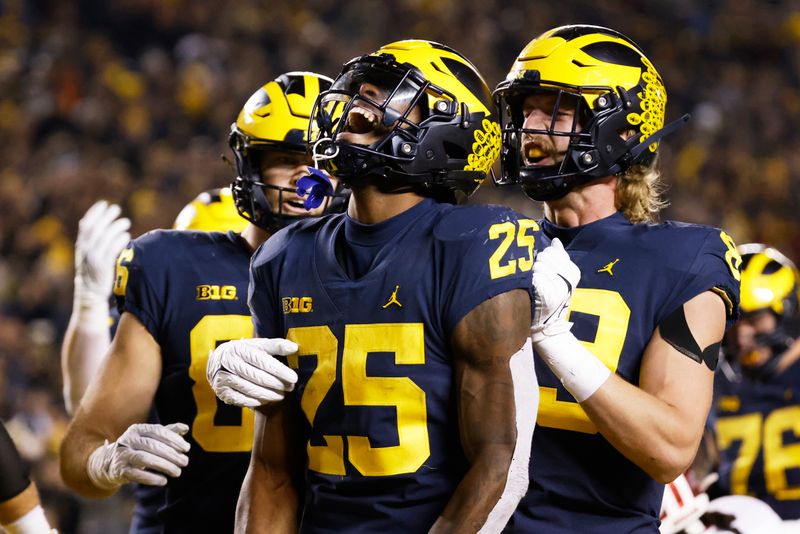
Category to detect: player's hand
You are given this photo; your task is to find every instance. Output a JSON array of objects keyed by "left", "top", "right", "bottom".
[
  {"left": 74, "top": 200, "right": 131, "bottom": 305},
  {"left": 530, "top": 238, "right": 581, "bottom": 338},
  {"left": 86, "top": 423, "right": 190, "bottom": 489},
  {"left": 207, "top": 338, "right": 299, "bottom": 408}
]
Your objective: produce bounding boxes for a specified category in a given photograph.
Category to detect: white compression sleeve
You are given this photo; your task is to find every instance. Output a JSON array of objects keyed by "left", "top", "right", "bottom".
[
  {"left": 532, "top": 329, "right": 611, "bottom": 403},
  {"left": 477, "top": 338, "right": 538, "bottom": 534}
]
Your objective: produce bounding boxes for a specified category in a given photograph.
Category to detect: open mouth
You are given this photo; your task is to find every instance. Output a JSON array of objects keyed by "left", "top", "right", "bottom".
[
  {"left": 286, "top": 199, "right": 305, "bottom": 209},
  {"left": 523, "top": 142, "right": 552, "bottom": 165},
  {"left": 345, "top": 107, "right": 381, "bottom": 134}
]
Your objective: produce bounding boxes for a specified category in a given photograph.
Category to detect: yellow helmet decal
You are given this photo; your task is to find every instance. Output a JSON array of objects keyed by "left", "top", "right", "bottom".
[
  {"left": 373, "top": 40, "right": 492, "bottom": 116},
  {"left": 173, "top": 187, "right": 248, "bottom": 233},
  {"left": 464, "top": 119, "right": 500, "bottom": 175},
  {"left": 626, "top": 57, "right": 666, "bottom": 153},
  {"left": 234, "top": 72, "right": 329, "bottom": 146},
  {"left": 740, "top": 249, "right": 799, "bottom": 315}
]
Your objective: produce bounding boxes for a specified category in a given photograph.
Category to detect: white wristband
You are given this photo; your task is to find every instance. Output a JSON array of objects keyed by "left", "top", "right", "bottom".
[
  {"left": 531, "top": 328, "right": 611, "bottom": 403},
  {"left": 3, "top": 504, "right": 52, "bottom": 534},
  {"left": 72, "top": 291, "right": 111, "bottom": 332}
]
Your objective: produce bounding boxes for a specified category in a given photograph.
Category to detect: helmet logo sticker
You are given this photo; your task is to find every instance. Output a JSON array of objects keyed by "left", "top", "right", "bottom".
[
  {"left": 626, "top": 57, "right": 666, "bottom": 153},
  {"left": 465, "top": 119, "right": 501, "bottom": 175}
]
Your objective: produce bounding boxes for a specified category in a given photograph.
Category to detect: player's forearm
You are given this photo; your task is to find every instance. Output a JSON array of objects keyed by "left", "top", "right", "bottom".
[
  {"left": 430, "top": 444, "right": 516, "bottom": 533},
  {"left": 61, "top": 317, "right": 111, "bottom": 415},
  {"left": 59, "top": 421, "right": 117, "bottom": 498},
  {"left": 581, "top": 375, "right": 707, "bottom": 483},
  {"left": 235, "top": 458, "right": 298, "bottom": 534}
]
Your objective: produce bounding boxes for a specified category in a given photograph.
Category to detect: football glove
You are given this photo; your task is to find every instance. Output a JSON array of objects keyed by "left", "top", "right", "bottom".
[
  {"left": 530, "top": 238, "right": 581, "bottom": 338},
  {"left": 207, "top": 338, "right": 299, "bottom": 408},
  {"left": 86, "top": 423, "right": 190, "bottom": 489},
  {"left": 73, "top": 201, "right": 131, "bottom": 325}
]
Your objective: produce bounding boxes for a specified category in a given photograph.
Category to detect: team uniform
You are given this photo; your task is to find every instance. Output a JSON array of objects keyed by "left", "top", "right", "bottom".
[
  {"left": 249, "top": 199, "right": 535, "bottom": 533},
  {"left": 505, "top": 211, "right": 741, "bottom": 534},
  {"left": 115, "top": 229, "right": 254, "bottom": 533},
  {"left": 714, "top": 357, "right": 800, "bottom": 519}
]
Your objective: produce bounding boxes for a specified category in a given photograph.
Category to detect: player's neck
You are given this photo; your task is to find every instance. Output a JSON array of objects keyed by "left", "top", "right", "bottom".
[
  {"left": 347, "top": 185, "right": 426, "bottom": 225},
  {"left": 544, "top": 176, "right": 617, "bottom": 228},
  {"left": 241, "top": 224, "right": 269, "bottom": 254}
]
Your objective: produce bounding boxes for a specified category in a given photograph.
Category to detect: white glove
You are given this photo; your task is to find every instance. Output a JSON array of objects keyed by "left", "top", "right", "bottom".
[
  {"left": 86, "top": 423, "right": 190, "bottom": 490},
  {"left": 530, "top": 238, "right": 581, "bottom": 338},
  {"left": 207, "top": 338, "right": 299, "bottom": 408},
  {"left": 73, "top": 201, "right": 131, "bottom": 324}
]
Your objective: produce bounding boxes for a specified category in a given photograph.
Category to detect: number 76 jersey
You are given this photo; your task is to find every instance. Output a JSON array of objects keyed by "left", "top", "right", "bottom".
[
  {"left": 507, "top": 211, "right": 741, "bottom": 534},
  {"left": 249, "top": 201, "right": 536, "bottom": 533}
]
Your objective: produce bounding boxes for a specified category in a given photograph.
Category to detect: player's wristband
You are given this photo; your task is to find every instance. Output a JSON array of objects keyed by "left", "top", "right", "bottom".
[
  {"left": 72, "top": 286, "right": 111, "bottom": 332},
  {"left": 531, "top": 326, "right": 611, "bottom": 403},
  {"left": 2, "top": 504, "right": 52, "bottom": 534}
]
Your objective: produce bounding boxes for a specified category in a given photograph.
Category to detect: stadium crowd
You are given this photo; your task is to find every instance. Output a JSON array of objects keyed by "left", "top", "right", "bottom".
[{"left": 1, "top": 0, "right": 799, "bottom": 530}]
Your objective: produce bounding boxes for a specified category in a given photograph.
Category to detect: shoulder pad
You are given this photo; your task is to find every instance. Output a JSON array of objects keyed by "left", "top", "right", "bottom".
[{"left": 433, "top": 204, "right": 528, "bottom": 242}]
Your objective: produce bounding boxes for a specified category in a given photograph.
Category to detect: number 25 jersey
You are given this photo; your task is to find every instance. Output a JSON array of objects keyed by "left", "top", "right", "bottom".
[
  {"left": 507, "top": 211, "right": 741, "bottom": 534},
  {"left": 249, "top": 200, "right": 536, "bottom": 533},
  {"left": 115, "top": 229, "right": 254, "bottom": 533}
]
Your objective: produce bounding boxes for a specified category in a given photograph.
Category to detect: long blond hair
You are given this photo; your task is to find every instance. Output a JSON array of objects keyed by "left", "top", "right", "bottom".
[{"left": 615, "top": 160, "right": 668, "bottom": 223}]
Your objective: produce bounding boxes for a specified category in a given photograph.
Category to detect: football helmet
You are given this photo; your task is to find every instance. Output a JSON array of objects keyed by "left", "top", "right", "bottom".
[
  {"left": 173, "top": 187, "right": 249, "bottom": 233},
  {"left": 310, "top": 39, "right": 500, "bottom": 202},
  {"left": 738, "top": 243, "right": 800, "bottom": 318},
  {"left": 494, "top": 25, "right": 687, "bottom": 201},
  {"left": 229, "top": 72, "right": 333, "bottom": 231}
]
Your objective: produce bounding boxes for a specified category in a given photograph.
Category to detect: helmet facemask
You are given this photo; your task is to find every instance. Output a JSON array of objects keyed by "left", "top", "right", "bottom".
[
  {"left": 495, "top": 79, "right": 655, "bottom": 201},
  {"left": 312, "top": 55, "right": 437, "bottom": 183},
  {"left": 310, "top": 51, "right": 490, "bottom": 201},
  {"left": 229, "top": 130, "right": 313, "bottom": 233}
]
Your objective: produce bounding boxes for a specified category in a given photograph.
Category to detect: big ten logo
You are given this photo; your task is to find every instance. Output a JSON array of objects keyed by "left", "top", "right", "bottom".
[
  {"left": 196, "top": 285, "right": 237, "bottom": 301},
  {"left": 282, "top": 297, "right": 313, "bottom": 314}
]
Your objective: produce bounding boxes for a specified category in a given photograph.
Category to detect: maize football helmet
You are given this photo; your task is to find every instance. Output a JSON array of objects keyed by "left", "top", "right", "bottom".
[
  {"left": 494, "top": 25, "right": 687, "bottom": 201},
  {"left": 229, "top": 72, "right": 334, "bottom": 231},
  {"left": 173, "top": 187, "right": 249, "bottom": 233},
  {"left": 738, "top": 243, "right": 800, "bottom": 318},
  {"left": 310, "top": 39, "right": 500, "bottom": 202}
]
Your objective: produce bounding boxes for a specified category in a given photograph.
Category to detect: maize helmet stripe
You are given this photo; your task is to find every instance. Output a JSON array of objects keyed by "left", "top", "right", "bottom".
[
  {"left": 234, "top": 72, "right": 333, "bottom": 149},
  {"left": 373, "top": 40, "right": 493, "bottom": 116}
]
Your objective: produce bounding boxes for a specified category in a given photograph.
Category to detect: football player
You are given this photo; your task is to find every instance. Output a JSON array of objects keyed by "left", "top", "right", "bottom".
[
  {"left": 492, "top": 25, "right": 741, "bottom": 532},
  {"left": 713, "top": 244, "right": 800, "bottom": 519},
  {"left": 61, "top": 188, "right": 250, "bottom": 532},
  {"left": 59, "top": 72, "right": 335, "bottom": 533},
  {"left": 218, "top": 40, "right": 545, "bottom": 533},
  {"left": 0, "top": 422, "right": 54, "bottom": 534}
]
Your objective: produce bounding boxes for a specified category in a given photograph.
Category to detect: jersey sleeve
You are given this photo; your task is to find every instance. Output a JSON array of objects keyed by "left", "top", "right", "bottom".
[
  {"left": 438, "top": 206, "right": 536, "bottom": 335},
  {"left": 248, "top": 243, "right": 282, "bottom": 339},
  {"left": 113, "top": 234, "right": 165, "bottom": 340},
  {"left": 658, "top": 228, "right": 742, "bottom": 327}
]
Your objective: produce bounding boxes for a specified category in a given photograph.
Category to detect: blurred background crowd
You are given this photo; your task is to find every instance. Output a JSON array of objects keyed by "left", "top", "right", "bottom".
[{"left": 1, "top": 0, "right": 799, "bottom": 531}]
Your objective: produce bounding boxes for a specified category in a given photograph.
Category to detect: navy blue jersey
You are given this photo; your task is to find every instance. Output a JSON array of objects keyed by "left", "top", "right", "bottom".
[
  {"left": 115, "top": 229, "right": 254, "bottom": 533},
  {"left": 249, "top": 200, "right": 536, "bottom": 533},
  {"left": 714, "top": 356, "right": 800, "bottom": 519},
  {"left": 507, "top": 212, "right": 741, "bottom": 534}
]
